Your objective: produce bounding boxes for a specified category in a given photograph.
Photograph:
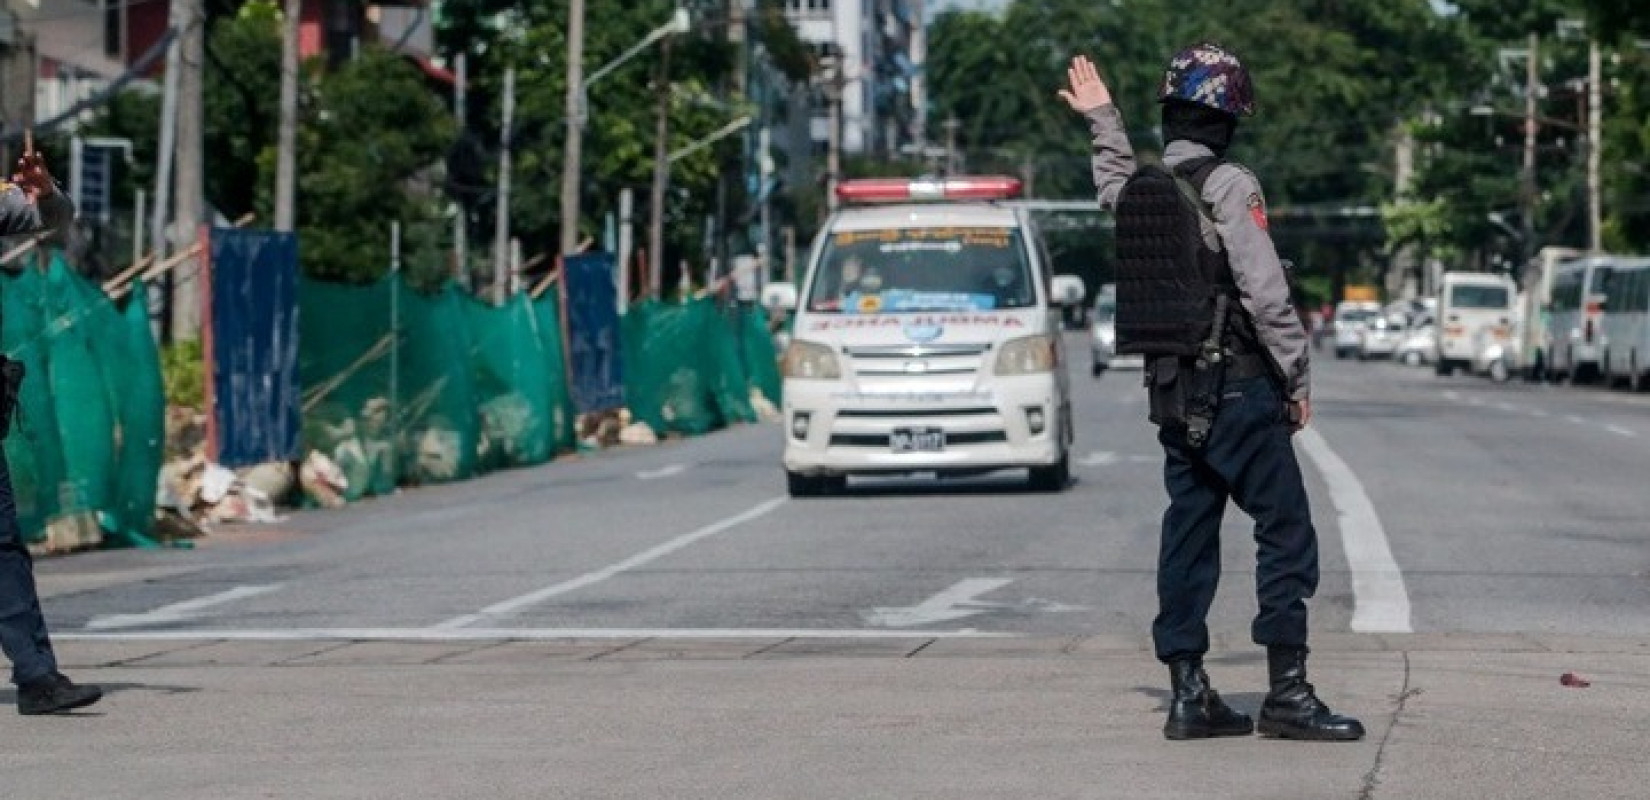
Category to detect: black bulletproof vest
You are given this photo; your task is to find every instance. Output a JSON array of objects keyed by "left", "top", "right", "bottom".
[{"left": 1112, "top": 156, "right": 1259, "bottom": 358}]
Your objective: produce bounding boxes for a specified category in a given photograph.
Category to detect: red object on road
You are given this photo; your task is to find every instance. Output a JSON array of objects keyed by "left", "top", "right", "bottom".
[{"left": 1560, "top": 672, "right": 1592, "bottom": 688}]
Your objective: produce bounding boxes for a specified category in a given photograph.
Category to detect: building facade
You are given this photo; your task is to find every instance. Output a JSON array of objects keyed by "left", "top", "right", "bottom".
[{"left": 781, "top": 0, "right": 921, "bottom": 158}]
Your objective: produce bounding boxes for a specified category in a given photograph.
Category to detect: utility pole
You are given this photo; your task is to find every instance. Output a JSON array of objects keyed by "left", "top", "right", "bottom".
[
  {"left": 453, "top": 53, "right": 469, "bottom": 288},
  {"left": 493, "top": 66, "right": 515, "bottom": 306},
  {"left": 617, "top": 187, "right": 634, "bottom": 314},
  {"left": 558, "top": 0, "right": 585, "bottom": 256},
  {"left": 150, "top": 0, "right": 183, "bottom": 328},
  {"left": 1587, "top": 37, "right": 1603, "bottom": 253},
  {"left": 728, "top": 0, "right": 747, "bottom": 97},
  {"left": 170, "top": 0, "right": 205, "bottom": 342},
  {"left": 758, "top": 126, "right": 773, "bottom": 293},
  {"left": 275, "top": 0, "right": 300, "bottom": 232},
  {"left": 944, "top": 117, "right": 961, "bottom": 176},
  {"left": 1521, "top": 32, "right": 1539, "bottom": 270},
  {"left": 824, "top": 55, "right": 843, "bottom": 211},
  {"left": 648, "top": 39, "right": 673, "bottom": 299}
]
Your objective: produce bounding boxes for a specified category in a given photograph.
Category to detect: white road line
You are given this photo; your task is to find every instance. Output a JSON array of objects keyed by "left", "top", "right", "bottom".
[
  {"left": 1493, "top": 402, "right": 1517, "bottom": 413},
  {"left": 1079, "top": 451, "right": 1118, "bottom": 467},
  {"left": 434, "top": 497, "right": 788, "bottom": 629},
  {"left": 57, "top": 627, "right": 1012, "bottom": 641},
  {"left": 1296, "top": 429, "right": 1412, "bottom": 634},
  {"left": 1565, "top": 414, "right": 1586, "bottom": 424},
  {"left": 1605, "top": 424, "right": 1637, "bottom": 438},
  {"left": 636, "top": 463, "right": 690, "bottom": 480},
  {"left": 1528, "top": 409, "right": 1551, "bottom": 418},
  {"left": 84, "top": 585, "right": 282, "bottom": 631},
  {"left": 1442, "top": 390, "right": 1461, "bottom": 401}
]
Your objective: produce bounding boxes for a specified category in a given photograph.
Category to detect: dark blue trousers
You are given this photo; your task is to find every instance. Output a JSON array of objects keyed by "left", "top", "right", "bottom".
[
  {"left": 1153, "top": 376, "right": 1319, "bottom": 664},
  {"left": 0, "top": 451, "right": 57, "bottom": 686}
]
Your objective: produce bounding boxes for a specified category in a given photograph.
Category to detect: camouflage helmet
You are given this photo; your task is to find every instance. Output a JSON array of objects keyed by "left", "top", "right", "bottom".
[{"left": 1158, "top": 42, "right": 1255, "bottom": 117}]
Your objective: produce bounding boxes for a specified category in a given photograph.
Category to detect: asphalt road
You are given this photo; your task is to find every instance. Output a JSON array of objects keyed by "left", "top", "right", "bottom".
[
  {"left": 34, "top": 336, "right": 1650, "bottom": 640},
  {"left": 8, "top": 335, "right": 1650, "bottom": 798}
]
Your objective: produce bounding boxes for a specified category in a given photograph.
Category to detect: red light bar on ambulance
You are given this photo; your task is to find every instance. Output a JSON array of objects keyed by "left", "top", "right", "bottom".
[{"left": 835, "top": 176, "right": 1024, "bottom": 205}]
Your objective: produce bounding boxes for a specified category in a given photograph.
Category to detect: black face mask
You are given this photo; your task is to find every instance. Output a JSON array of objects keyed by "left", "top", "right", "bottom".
[{"left": 1161, "top": 100, "right": 1238, "bottom": 157}]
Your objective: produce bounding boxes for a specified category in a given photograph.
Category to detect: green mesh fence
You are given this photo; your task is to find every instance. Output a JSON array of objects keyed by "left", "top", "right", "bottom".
[
  {"left": 621, "top": 298, "right": 776, "bottom": 436},
  {"left": 740, "top": 306, "right": 782, "bottom": 407},
  {"left": 0, "top": 255, "right": 164, "bottom": 546},
  {"left": 529, "top": 293, "right": 577, "bottom": 451},
  {"left": 0, "top": 262, "right": 782, "bottom": 545},
  {"left": 299, "top": 276, "right": 593, "bottom": 500}
]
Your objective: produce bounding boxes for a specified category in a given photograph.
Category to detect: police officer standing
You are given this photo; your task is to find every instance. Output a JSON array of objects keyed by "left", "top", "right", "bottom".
[
  {"left": 1059, "top": 45, "right": 1362, "bottom": 741},
  {"left": 0, "top": 147, "right": 104, "bottom": 714}
]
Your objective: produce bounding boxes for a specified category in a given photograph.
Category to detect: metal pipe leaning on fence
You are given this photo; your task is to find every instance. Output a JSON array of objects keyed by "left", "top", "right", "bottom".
[{"left": 103, "top": 213, "right": 257, "bottom": 299}]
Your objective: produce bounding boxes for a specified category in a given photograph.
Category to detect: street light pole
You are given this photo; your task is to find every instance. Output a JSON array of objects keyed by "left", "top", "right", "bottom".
[
  {"left": 1521, "top": 32, "right": 1538, "bottom": 270},
  {"left": 567, "top": 7, "right": 690, "bottom": 263},
  {"left": 648, "top": 38, "right": 673, "bottom": 300},
  {"left": 558, "top": 0, "right": 585, "bottom": 256},
  {"left": 1587, "top": 37, "right": 1603, "bottom": 253}
]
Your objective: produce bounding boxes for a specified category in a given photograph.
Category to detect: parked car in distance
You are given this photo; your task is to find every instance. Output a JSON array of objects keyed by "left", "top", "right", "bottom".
[
  {"left": 1090, "top": 284, "right": 1142, "bottom": 376},
  {"left": 1356, "top": 314, "right": 1408, "bottom": 360},
  {"left": 1395, "top": 318, "right": 1437, "bottom": 366},
  {"left": 1333, "top": 301, "right": 1381, "bottom": 359}
]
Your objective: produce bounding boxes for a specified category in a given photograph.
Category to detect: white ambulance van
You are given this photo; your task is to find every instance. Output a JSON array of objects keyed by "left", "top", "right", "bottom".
[{"left": 763, "top": 177, "right": 1085, "bottom": 496}]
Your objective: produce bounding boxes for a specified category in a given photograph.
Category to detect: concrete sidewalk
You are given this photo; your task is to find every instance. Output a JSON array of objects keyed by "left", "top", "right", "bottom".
[{"left": 2, "top": 634, "right": 1646, "bottom": 799}]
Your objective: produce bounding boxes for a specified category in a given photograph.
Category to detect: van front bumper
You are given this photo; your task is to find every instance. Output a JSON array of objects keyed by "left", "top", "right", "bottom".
[{"left": 781, "top": 377, "right": 1065, "bottom": 476}]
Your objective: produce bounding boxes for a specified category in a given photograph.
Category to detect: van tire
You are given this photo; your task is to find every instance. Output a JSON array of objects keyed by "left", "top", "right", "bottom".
[
  {"left": 1634, "top": 353, "right": 1650, "bottom": 392},
  {"left": 787, "top": 471, "right": 843, "bottom": 497},
  {"left": 1029, "top": 453, "right": 1070, "bottom": 492},
  {"left": 1489, "top": 359, "right": 1510, "bottom": 383}
]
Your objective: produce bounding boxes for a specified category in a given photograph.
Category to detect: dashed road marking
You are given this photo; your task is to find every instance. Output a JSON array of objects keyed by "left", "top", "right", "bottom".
[{"left": 435, "top": 497, "right": 788, "bottom": 629}]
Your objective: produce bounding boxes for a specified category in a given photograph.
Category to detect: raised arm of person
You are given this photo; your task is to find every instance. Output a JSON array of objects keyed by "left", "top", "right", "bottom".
[
  {"left": 1, "top": 152, "right": 76, "bottom": 237},
  {"left": 1058, "top": 55, "right": 1136, "bottom": 211}
]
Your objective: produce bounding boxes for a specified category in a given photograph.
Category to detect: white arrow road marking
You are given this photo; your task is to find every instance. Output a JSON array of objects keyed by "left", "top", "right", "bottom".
[
  {"left": 637, "top": 463, "right": 690, "bottom": 480},
  {"left": 84, "top": 585, "right": 283, "bottom": 631},
  {"left": 1296, "top": 429, "right": 1411, "bottom": 633},
  {"left": 862, "top": 579, "right": 1087, "bottom": 628}
]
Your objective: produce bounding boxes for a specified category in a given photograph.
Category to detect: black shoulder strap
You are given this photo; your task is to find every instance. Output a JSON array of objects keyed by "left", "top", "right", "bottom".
[{"left": 1168, "top": 156, "right": 1222, "bottom": 226}]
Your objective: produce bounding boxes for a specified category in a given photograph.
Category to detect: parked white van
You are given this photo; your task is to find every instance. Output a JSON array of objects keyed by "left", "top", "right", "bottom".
[
  {"left": 1545, "top": 256, "right": 1614, "bottom": 382},
  {"left": 1597, "top": 257, "right": 1650, "bottom": 390},
  {"left": 1435, "top": 272, "right": 1516, "bottom": 376},
  {"left": 763, "top": 177, "right": 1085, "bottom": 496}
]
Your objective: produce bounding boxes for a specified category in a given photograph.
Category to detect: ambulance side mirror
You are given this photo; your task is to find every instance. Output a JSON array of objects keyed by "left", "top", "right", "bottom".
[
  {"left": 763, "top": 282, "right": 798, "bottom": 312},
  {"left": 1052, "top": 275, "right": 1086, "bottom": 307}
]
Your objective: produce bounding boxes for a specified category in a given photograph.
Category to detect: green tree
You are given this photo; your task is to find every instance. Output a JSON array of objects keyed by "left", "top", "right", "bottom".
[{"left": 272, "top": 48, "right": 456, "bottom": 285}]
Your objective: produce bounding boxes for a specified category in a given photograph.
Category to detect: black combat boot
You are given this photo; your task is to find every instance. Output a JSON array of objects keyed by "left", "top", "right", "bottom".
[
  {"left": 1164, "top": 658, "right": 1254, "bottom": 740},
  {"left": 1257, "top": 647, "right": 1365, "bottom": 741},
  {"left": 17, "top": 672, "right": 103, "bottom": 716}
]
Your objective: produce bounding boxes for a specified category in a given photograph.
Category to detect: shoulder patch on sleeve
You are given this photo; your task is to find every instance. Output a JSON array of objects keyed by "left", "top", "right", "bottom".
[{"left": 1247, "top": 191, "right": 1268, "bottom": 231}]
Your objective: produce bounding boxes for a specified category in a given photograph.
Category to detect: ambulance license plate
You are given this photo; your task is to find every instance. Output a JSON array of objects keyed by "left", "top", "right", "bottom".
[{"left": 891, "top": 427, "right": 946, "bottom": 453}]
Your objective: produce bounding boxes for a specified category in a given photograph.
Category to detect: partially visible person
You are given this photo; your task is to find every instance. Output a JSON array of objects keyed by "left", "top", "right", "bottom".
[{"left": 1, "top": 148, "right": 104, "bottom": 715}]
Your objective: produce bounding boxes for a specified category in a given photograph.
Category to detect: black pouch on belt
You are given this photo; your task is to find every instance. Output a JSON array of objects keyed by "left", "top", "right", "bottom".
[
  {"left": 0, "top": 355, "right": 23, "bottom": 439},
  {"left": 1145, "top": 355, "right": 1187, "bottom": 428}
]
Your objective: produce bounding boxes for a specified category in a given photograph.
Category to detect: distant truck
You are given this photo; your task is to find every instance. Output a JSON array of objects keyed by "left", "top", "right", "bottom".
[{"left": 1342, "top": 285, "right": 1380, "bottom": 303}]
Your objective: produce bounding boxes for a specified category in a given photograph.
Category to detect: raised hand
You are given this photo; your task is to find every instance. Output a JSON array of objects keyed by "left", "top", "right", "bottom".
[
  {"left": 11, "top": 152, "right": 57, "bottom": 203},
  {"left": 1057, "top": 55, "right": 1113, "bottom": 113}
]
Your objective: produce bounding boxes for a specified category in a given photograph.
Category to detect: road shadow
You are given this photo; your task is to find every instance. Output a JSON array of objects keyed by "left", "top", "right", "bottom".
[
  {"left": 835, "top": 474, "right": 1080, "bottom": 498},
  {"left": 1134, "top": 685, "right": 1270, "bottom": 714},
  {"left": 0, "top": 680, "right": 203, "bottom": 715}
]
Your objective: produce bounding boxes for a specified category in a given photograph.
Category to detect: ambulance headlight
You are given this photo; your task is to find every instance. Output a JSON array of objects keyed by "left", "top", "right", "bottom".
[
  {"left": 996, "top": 335, "right": 1057, "bottom": 375},
  {"left": 782, "top": 340, "right": 841, "bottom": 380}
]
